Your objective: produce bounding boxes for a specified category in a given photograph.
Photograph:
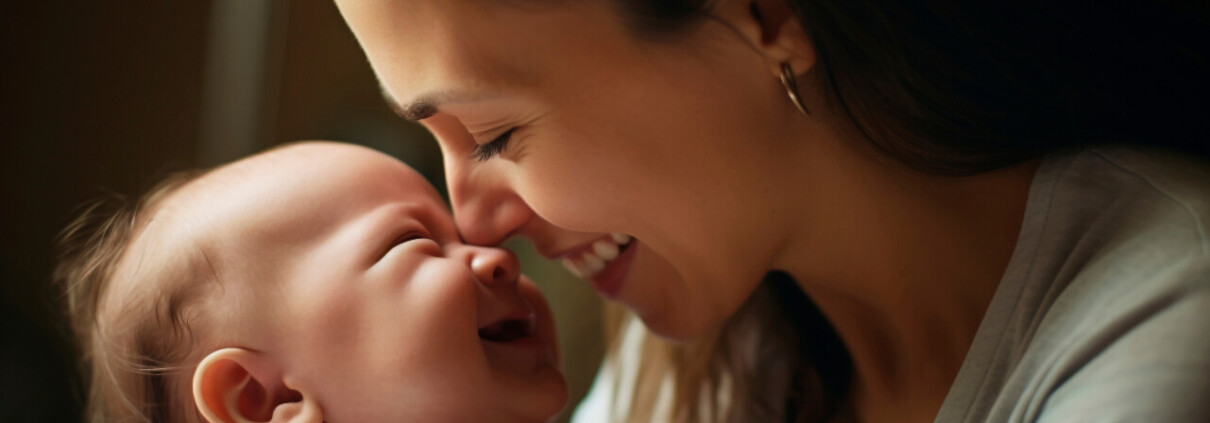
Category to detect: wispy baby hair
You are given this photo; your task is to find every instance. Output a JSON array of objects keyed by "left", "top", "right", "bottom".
[{"left": 55, "top": 169, "right": 211, "bottom": 423}]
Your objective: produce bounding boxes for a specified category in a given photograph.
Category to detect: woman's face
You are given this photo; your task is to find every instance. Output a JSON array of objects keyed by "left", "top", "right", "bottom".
[{"left": 336, "top": 0, "right": 809, "bottom": 339}]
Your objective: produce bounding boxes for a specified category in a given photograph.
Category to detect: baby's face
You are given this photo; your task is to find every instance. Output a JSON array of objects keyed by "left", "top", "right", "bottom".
[{"left": 164, "top": 143, "right": 566, "bottom": 421}]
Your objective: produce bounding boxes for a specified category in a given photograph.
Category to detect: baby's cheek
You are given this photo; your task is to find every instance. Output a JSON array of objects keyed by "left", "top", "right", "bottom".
[
  {"left": 283, "top": 281, "right": 365, "bottom": 359},
  {"left": 326, "top": 265, "right": 492, "bottom": 421},
  {"left": 393, "top": 260, "right": 490, "bottom": 366}
]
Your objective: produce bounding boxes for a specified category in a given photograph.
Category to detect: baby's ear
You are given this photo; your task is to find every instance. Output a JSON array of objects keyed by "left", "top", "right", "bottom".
[{"left": 192, "top": 348, "right": 322, "bottom": 423}]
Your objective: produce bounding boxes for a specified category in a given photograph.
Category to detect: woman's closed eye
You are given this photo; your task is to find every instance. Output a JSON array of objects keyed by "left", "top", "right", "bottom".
[{"left": 471, "top": 128, "right": 516, "bottom": 161}]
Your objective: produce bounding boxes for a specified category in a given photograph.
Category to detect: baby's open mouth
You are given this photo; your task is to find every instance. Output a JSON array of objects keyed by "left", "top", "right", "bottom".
[{"left": 478, "top": 317, "right": 534, "bottom": 343}]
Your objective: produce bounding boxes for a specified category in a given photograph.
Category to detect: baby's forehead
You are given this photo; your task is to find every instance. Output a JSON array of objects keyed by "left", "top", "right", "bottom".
[
  {"left": 160, "top": 142, "right": 454, "bottom": 253},
  {"left": 104, "top": 143, "right": 456, "bottom": 347},
  {"left": 109, "top": 142, "right": 454, "bottom": 300},
  {"left": 192, "top": 142, "right": 444, "bottom": 207}
]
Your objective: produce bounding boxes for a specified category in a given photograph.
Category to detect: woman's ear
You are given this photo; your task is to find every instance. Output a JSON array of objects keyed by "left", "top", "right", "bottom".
[
  {"left": 715, "top": 0, "right": 816, "bottom": 76},
  {"left": 192, "top": 348, "right": 323, "bottom": 423}
]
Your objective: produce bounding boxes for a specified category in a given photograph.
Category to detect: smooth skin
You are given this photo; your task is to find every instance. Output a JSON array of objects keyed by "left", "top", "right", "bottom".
[
  {"left": 336, "top": 0, "right": 1037, "bottom": 421},
  {"left": 107, "top": 143, "right": 566, "bottom": 422}
]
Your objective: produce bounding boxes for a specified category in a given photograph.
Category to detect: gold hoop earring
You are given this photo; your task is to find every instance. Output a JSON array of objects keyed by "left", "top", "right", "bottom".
[{"left": 779, "top": 62, "right": 809, "bottom": 116}]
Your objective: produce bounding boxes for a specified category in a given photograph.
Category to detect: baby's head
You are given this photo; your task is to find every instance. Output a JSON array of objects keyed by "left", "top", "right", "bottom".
[{"left": 57, "top": 142, "right": 567, "bottom": 422}]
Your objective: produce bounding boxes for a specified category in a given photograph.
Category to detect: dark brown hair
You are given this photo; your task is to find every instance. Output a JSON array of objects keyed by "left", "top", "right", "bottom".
[
  {"left": 622, "top": 1, "right": 1210, "bottom": 173},
  {"left": 607, "top": 0, "right": 1209, "bottom": 421}
]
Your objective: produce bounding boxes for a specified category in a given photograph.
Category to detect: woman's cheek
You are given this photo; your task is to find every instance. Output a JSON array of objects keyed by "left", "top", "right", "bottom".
[
  {"left": 516, "top": 170, "right": 611, "bottom": 232},
  {"left": 514, "top": 141, "right": 630, "bottom": 231}
]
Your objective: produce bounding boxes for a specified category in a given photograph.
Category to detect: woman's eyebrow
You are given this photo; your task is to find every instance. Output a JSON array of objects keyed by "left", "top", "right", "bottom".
[{"left": 380, "top": 85, "right": 499, "bottom": 122}]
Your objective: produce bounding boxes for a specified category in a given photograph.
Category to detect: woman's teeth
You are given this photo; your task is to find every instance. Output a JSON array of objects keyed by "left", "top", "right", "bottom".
[
  {"left": 593, "top": 239, "right": 619, "bottom": 260},
  {"left": 610, "top": 232, "right": 630, "bottom": 245},
  {"left": 562, "top": 233, "right": 632, "bottom": 278}
]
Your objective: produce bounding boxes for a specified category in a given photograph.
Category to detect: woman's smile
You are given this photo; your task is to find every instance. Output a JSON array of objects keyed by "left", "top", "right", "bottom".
[{"left": 556, "top": 232, "right": 634, "bottom": 296}]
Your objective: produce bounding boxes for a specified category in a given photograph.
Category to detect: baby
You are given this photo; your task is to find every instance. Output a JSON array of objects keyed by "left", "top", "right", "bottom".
[{"left": 56, "top": 142, "right": 568, "bottom": 422}]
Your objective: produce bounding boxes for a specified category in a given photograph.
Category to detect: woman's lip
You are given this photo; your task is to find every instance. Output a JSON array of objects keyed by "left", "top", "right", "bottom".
[{"left": 589, "top": 239, "right": 637, "bottom": 298}]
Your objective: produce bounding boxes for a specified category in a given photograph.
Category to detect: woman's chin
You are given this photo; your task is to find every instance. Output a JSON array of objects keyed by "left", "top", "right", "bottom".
[
  {"left": 609, "top": 247, "right": 724, "bottom": 341},
  {"left": 633, "top": 304, "right": 728, "bottom": 342}
]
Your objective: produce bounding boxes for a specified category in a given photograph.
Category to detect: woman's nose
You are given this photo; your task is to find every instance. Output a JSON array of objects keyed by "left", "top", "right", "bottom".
[
  {"left": 465, "top": 245, "right": 521, "bottom": 288},
  {"left": 445, "top": 161, "right": 534, "bottom": 246}
]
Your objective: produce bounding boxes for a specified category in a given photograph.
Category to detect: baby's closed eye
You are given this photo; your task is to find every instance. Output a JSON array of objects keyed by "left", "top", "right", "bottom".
[{"left": 379, "top": 230, "right": 432, "bottom": 261}]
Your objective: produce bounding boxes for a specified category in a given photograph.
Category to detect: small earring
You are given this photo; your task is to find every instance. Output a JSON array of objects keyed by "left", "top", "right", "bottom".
[{"left": 779, "top": 62, "right": 809, "bottom": 116}]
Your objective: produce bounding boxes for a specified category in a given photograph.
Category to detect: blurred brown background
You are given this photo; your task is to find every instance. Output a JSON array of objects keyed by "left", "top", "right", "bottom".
[{"left": 0, "top": 2, "right": 604, "bottom": 422}]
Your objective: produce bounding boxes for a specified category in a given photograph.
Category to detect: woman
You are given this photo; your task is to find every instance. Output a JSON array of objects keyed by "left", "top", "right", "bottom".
[{"left": 334, "top": 1, "right": 1210, "bottom": 422}]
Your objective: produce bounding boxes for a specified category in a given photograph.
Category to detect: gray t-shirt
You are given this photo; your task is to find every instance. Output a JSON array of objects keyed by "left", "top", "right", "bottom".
[{"left": 936, "top": 146, "right": 1210, "bottom": 422}]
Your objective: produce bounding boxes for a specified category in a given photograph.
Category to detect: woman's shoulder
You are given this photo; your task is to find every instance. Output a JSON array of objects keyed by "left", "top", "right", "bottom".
[
  {"left": 946, "top": 224, "right": 1210, "bottom": 422},
  {"left": 1015, "top": 144, "right": 1210, "bottom": 333},
  {"left": 1022, "top": 255, "right": 1210, "bottom": 422},
  {"left": 1066, "top": 145, "right": 1210, "bottom": 225},
  {"left": 1086, "top": 145, "right": 1210, "bottom": 217},
  {"left": 940, "top": 145, "right": 1210, "bottom": 422},
  {"left": 1034, "top": 144, "right": 1210, "bottom": 419},
  {"left": 1027, "top": 145, "right": 1210, "bottom": 297}
]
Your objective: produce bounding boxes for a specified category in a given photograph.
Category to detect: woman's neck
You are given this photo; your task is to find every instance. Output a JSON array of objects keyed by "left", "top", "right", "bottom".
[{"left": 773, "top": 136, "right": 1039, "bottom": 422}]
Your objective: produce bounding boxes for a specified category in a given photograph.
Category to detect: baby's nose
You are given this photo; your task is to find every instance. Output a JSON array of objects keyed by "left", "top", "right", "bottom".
[{"left": 467, "top": 246, "right": 521, "bottom": 288}]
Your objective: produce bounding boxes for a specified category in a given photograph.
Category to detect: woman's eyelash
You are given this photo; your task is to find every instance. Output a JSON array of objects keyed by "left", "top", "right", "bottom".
[{"left": 470, "top": 128, "right": 515, "bottom": 162}]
